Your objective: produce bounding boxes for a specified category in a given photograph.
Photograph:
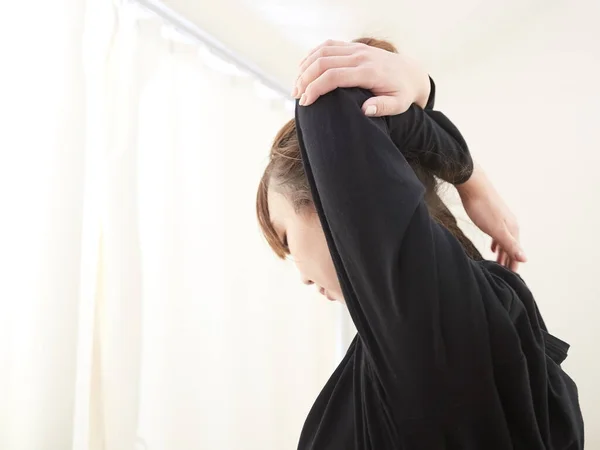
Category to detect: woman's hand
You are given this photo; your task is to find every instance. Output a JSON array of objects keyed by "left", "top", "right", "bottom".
[
  {"left": 457, "top": 164, "right": 527, "bottom": 271},
  {"left": 293, "top": 39, "right": 430, "bottom": 117}
]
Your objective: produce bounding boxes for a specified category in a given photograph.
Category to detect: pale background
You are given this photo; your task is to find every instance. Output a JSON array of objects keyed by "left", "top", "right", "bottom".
[
  {"left": 0, "top": 0, "right": 597, "bottom": 449},
  {"left": 166, "top": 0, "right": 599, "bottom": 443}
]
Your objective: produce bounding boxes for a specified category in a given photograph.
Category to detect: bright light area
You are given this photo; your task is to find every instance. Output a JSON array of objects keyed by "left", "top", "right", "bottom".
[{"left": 0, "top": 0, "right": 598, "bottom": 448}]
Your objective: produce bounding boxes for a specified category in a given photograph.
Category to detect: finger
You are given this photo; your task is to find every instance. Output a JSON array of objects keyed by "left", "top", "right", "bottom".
[
  {"left": 299, "top": 40, "right": 353, "bottom": 68},
  {"left": 362, "top": 96, "right": 411, "bottom": 117},
  {"left": 300, "top": 40, "right": 351, "bottom": 67},
  {"left": 509, "top": 258, "right": 520, "bottom": 273},
  {"left": 296, "top": 55, "right": 361, "bottom": 98},
  {"left": 300, "top": 67, "right": 371, "bottom": 106},
  {"left": 501, "top": 251, "right": 510, "bottom": 268},
  {"left": 298, "top": 45, "right": 359, "bottom": 83},
  {"left": 503, "top": 252, "right": 516, "bottom": 270},
  {"left": 496, "top": 227, "right": 526, "bottom": 264},
  {"left": 496, "top": 248, "right": 504, "bottom": 265},
  {"left": 497, "top": 249, "right": 508, "bottom": 267},
  {"left": 514, "top": 248, "right": 527, "bottom": 263},
  {"left": 491, "top": 240, "right": 498, "bottom": 253},
  {"left": 295, "top": 47, "right": 359, "bottom": 97}
]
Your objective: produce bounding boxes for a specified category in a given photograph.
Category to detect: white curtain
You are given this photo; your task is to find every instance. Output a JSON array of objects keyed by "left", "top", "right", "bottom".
[{"left": 0, "top": 1, "right": 344, "bottom": 449}]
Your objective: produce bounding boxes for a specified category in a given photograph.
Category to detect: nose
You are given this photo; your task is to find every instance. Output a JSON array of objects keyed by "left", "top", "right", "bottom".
[{"left": 302, "top": 277, "right": 314, "bottom": 286}]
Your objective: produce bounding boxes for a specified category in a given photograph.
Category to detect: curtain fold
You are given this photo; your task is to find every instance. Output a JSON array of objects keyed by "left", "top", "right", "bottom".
[
  {"left": 0, "top": 1, "right": 88, "bottom": 449},
  {"left": 0, "top": 1, "right": 342, "bottom": 449}
]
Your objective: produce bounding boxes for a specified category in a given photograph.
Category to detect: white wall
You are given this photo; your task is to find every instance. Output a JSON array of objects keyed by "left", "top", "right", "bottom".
[
  {"left": 436, "top": 1, "right": 600, "bottom": 441},
  {"left": 165, "top": 0, "right": 599, "bottom": 441}
]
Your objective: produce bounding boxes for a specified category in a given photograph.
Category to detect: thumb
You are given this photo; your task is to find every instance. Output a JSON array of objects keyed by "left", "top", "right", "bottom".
[
  {"left": 497, "top": 227, "right": 527, "bottom": 263},
  {"left": 362, "top": 95, "right": 409, "bottom": 117}
]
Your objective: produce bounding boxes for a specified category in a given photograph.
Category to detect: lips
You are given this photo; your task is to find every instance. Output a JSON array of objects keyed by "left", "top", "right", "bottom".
[{"left": 319, "top": 287, "right": 336, "bottom": 301}]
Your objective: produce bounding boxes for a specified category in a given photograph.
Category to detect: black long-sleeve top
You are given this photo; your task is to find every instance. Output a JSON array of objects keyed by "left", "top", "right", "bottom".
[{"left": 294, "top": 85, "right": 584, "bottom": 449}]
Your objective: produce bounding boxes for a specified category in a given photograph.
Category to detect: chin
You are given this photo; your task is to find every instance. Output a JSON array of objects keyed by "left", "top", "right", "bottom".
[{"left": 330, "top": 295, "right": 344, "bottom": 305}]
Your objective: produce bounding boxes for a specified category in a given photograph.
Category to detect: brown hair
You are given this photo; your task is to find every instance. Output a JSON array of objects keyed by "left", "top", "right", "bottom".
[{"left": 257, "top": 38, "right": 482, "bottom": 261}]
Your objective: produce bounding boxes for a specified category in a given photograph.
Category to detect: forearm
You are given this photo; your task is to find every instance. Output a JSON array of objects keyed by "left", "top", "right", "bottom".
[
  {"left": 388, "top": 105, "right": 473, "bottom": 185},
  {"left": 456, "top": 162, "right": 490, "bottom": 198}
]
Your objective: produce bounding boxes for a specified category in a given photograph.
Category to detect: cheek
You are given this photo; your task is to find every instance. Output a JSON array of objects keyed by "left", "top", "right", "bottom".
[
  {"left": 289, "top": 224, "right": 322, "bottom": 269},
  {"left": 290, "top": 220, "right": 340, "bottom": 292}
]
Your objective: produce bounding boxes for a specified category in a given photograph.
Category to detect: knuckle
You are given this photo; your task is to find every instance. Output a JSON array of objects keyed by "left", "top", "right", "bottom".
[
  {"left": 359, "top": 64, "right": 376, "bottom": 80},
  {"left": 364, "top": 63, "right": 376, "bottom": 75},
  {"left": 329, "top": 68, "right": 344, "bottom": 83},
  {"left": 307, "top": 81, "right": 324, "bottom": 98},
  {"left": 316, "top": 75, "right": 332, "bottom": 92},
  {"left": 353, "top": 51, "right": 368, "bottom": 64},
  {"left": 304, "top": 85, "right": 313, "bottom": 99},
  {"left": 314, "top": 70, "right": 337, "bottom": 93},
  {"left": 316, "top": 47, "right": 329, "bottom": 59},
  {"left": 314, "top": 57, "right": 326, "bottom": 72}
]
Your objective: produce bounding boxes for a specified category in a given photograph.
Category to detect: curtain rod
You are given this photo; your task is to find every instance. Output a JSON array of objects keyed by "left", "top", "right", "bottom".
[{"left": 133, "top": 0, "right": 292, "bottom": 100}]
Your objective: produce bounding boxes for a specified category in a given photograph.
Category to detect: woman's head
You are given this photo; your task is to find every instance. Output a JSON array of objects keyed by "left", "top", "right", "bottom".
[
  {"left": 257, "top": 119, "right": 343, "bottom": 301},
  {"left": 256, "top": 38, "right": 482, "bottom": 303}
]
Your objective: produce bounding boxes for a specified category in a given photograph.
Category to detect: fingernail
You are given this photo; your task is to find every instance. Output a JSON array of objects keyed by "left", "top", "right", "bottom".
[
  {"left": 299, "top": 93, "right": 307, "bottom": 106},
  {"left": 291, "top": 86, "right": 298, "bottom": 97},
  {"left": 364, "top": 105, "right": 377, "bottom": 116}
]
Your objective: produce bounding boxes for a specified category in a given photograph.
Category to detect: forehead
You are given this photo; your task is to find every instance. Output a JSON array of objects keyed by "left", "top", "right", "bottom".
[{"left": 267, "top": 188, "right": 294, "bottom": 225}]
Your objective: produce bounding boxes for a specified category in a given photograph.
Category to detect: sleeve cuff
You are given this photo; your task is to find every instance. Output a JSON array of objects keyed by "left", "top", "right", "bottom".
[{"left": 425, "top": 76, "right": 436, "bottom": 110}]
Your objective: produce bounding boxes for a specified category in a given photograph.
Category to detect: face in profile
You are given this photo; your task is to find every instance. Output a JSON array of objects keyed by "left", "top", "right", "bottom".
[{"left": 267, "top": 189, "right": 344, "bottom": 303}]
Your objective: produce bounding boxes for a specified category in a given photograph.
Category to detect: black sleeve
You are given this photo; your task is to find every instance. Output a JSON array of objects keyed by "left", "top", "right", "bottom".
[
  {"left": 425, "top": 76, "right": 436, "bottom": 110},
  {"left": 388, "top": 76, "right": 474, "bottom": 185},
  {"left": 295, "top": 87, "right": 495, "bottom": 418}
]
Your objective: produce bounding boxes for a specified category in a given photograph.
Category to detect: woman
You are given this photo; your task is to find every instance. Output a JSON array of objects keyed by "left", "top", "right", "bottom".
[{"left": 257, "top": 39, "right": 583, "bottom": 449}]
